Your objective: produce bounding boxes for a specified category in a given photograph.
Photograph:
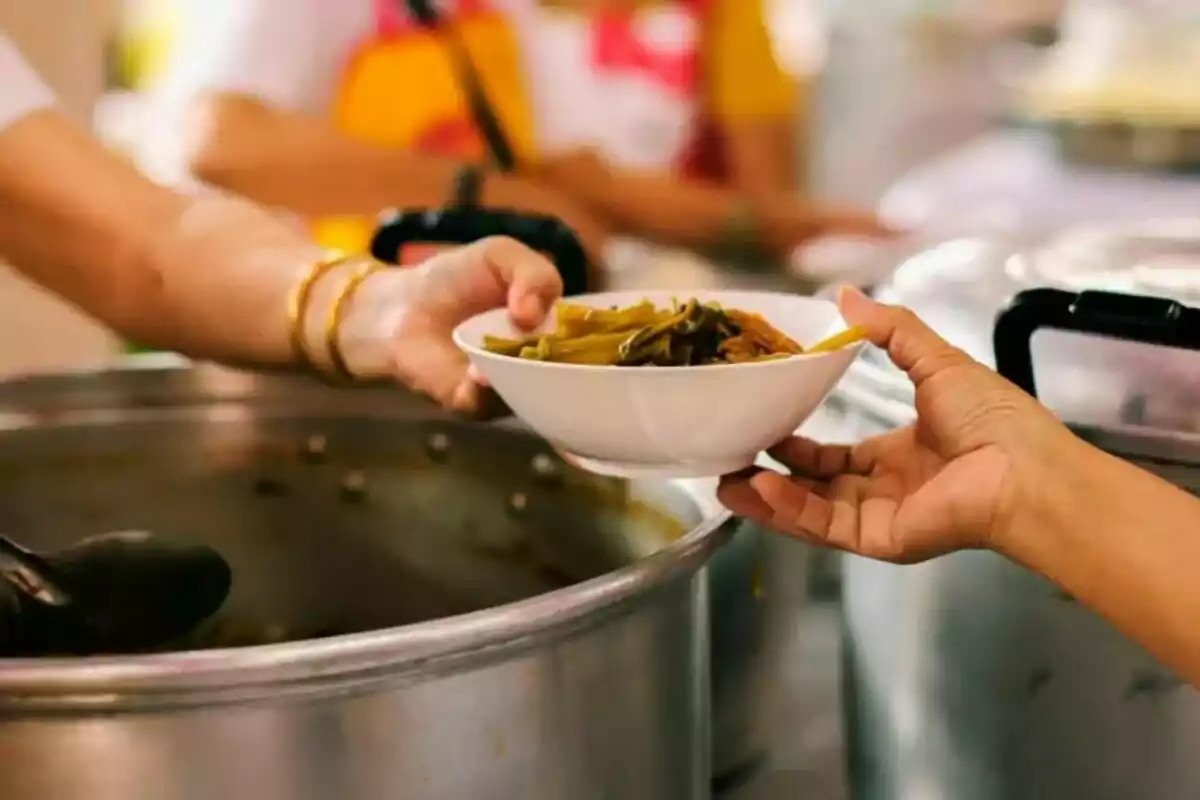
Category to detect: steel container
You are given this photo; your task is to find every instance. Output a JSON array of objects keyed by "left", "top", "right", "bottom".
[
  {"left": 815, "top": 221, "right": 1200, "bottom": 799},
  {"left": 0, "top": 363, "right": 737, "bottom": 800}
]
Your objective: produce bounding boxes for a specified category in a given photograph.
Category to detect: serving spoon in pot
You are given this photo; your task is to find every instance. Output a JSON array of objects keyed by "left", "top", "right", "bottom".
[{"left": 0, "top": 531, "right": 232, "bottom": 655}]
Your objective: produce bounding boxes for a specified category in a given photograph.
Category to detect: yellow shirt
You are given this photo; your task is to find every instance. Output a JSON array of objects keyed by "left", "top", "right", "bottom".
[{"left": 705, "top": 0, "right": 796, "bottom": 123}]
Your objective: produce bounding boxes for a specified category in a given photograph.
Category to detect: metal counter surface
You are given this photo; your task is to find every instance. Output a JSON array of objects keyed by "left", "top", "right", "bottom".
[{"left": 721, "top": 600, "right": 846, "bottom": 800}]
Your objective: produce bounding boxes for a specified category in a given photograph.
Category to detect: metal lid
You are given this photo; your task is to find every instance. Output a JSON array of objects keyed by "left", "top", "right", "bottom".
[
  {"left": 1008, "top": 218, "right": 1200, "bottom": 303},
  {"left": 834, "top": 220, "right": 1200, "bottom": 464}
]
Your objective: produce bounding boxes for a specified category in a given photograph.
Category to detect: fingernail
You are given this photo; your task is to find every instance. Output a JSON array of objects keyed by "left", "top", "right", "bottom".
[
  {"left": 836, "top": 285, "right": 881, "bottom": 319},
  {"left": 837, "top": 285, "right": 867, "bottom": 304}
]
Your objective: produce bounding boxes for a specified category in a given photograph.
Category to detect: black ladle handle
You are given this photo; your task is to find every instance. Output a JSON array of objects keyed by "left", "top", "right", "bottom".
[
  {"left": 993, "top": 287, "right": 1200, "bottom": 398},
  {"left": 402, "top": 0, "right": 517, "bottom": 171},
  {"left": 0, "top": 536, "right": 69, "bottom": 607},
  {"left": 370, "top": 207, "right": 591, "bottom": 297}
]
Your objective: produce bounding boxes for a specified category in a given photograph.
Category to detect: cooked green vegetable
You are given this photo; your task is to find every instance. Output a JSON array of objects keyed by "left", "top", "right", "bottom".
[{"left": 482, "top": 298, "right": 806, "bottom": 366}]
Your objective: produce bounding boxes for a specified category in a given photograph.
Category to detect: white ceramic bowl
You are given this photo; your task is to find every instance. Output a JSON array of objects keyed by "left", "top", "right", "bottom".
[{"left": 453, "top": 290, "right": 865, "bottom": 478}]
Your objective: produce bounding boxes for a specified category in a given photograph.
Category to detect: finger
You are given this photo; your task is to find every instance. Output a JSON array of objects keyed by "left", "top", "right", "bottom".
[
  {"left": 472, "top": 236, "right": 564, "bottom": 330},
  {"left": 859, "top": 493, "right": 903, "bottom": 561},
  {"left": 821, "top": 474, "right": 869, "bottom": 553},
  {"left": 836, "top": 286, "right": 975, "bottom": 387},
  {"left": 391, "top": 335, "right": 475, "bottom": 414},
  {"left": 720, "top": 472, "right": 846, "bottom": 550},
  {"left": 716, "top": 471, "right": 776, "bottom": 522},
  {"left": 442, "top": 375, "right": 511, "bottom": 419},
  {"left": 749, "top": 470, "right": 833, "bottom": 541},
  {"left": 767, "top": 437, "right": 879, "bottom": 478},
  {"left": 461, "top": 382, "right": 511, "bottom": 419},
  {"left": 719, "top": 472, "right": 835, "bottom": 542}
]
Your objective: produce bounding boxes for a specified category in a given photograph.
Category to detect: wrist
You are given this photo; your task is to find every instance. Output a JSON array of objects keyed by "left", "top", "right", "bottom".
[
  {"left": 332, "top": 266, "right": 412, "bottom": 380},
  {"left": 299, "top": 257, "right": 408, "bottom": 381},
  {"left": 990, "top": 429, "right": 1115, "bottom": 566}
]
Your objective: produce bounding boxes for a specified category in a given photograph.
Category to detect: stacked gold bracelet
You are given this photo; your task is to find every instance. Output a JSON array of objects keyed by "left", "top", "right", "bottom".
[
  {"left": 285, "top": 251, "right": 388, "bottom": 382},
  {"left": 324, "top": 259, "right": 388, "bottom": 382}
]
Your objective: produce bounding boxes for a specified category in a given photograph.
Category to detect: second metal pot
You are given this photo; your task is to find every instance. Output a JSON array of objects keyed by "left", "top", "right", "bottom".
[{"left": 823, "top": 222, "right": 1200, "bottom": 800}]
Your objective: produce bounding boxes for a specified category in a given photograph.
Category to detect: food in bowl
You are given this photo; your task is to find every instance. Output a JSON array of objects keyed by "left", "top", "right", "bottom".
[
  {"left": 482, "top": 298, "right": 806, "bottom": 366},
  {"left": 454, "top": 290, "right": 867, "bottom": 479}
]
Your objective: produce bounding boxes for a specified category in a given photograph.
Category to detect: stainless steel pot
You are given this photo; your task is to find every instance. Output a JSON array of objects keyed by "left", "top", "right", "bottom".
[
  {"left": 817, "top": 221, "right": 1200, "bottom": 799},
  {"left": 366, "top": 209, "right": 792, "bottom": 786},
  {"left": 0, "top": 363, "right": 736, "bottom": 800},
  {"left": 600, "top": 240, "right": 817, "bottom": 787}
]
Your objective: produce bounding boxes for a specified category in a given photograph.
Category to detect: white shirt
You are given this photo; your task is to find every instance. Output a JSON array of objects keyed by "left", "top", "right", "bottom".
[
  {"left": 0, "top": 35, "right": 57, "bottom": 132},
  {"left": 139, "top": 0, "right": 375, "bottom": 187},
  {"left": 138, "top": 0, "right": 706, "bottom": 186}
]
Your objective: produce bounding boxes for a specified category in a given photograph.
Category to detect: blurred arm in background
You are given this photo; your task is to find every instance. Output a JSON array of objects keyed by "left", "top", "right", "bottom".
[
  {"left": 142, "top": 0, "right": 610, "bottom": 259},
  {"left": 184, "top": 93, "right": 610, "bottom": 258},
  {"left": 0, "top": 31, "right": 314, "bottom": 366},
  {"left": 0, "top": 35, "right": 561, "bottom": 415},
  {"left": 530, "top": 0, "right": 891, "bottom": 261}
]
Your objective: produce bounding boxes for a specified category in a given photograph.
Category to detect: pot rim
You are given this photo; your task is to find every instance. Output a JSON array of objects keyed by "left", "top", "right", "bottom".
[
  {"left": 0, "top": 362, "right": 734, "bottom": 702},
  {"left": 0, "top": 512, "right": 730, "bottom": 699}
]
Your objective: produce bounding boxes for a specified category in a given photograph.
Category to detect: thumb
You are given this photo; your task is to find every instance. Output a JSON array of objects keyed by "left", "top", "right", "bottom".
[
  {"left": 474, "top": 236, "right": 563, "bottom": 330},
  {"left": 837, "top": 286, "right": 975, "bottom": 386}
]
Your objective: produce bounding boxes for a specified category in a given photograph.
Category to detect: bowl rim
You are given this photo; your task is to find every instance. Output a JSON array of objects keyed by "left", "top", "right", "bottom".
[{"left": 453, "top": 290, "right": 858, "bottom": 373}]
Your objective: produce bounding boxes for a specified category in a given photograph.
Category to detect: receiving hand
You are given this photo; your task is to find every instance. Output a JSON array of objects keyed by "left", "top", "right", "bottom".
[
  {"left": 339, "top": 237, "right": 563, "bottom": 416},
  {"left": 718, "top": 287, "right": 1079, "bottom": 562}
]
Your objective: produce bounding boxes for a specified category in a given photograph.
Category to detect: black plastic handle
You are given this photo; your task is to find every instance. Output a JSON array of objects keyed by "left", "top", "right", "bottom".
[
  {"left": 370, "top": 207, "right": 591, "bottom": 297},
  {"left": 993, "top": 287, "right": 1200, "bottom": 398}
]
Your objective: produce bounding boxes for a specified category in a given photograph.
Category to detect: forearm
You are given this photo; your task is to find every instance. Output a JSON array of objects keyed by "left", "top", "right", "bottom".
[
  {"left": 0, "top": 111, "right": 189, "bottom": 339},
  {"left": 1001, "top": 436, "right": 1200, "bottom": 684},
  {"left": 0, "top": 109, "right": 324, "bottom": 367},
  {"left": 722, "top": 119, "right": 799, "bottom": 203},
  {"left": 535, "top": 136, "right": 818, "bottom": 254},
  {"left": 187, "top": 94, "right": 555, "bottom": 218},
  {"left": 565, "top": 169, "right": 736, "bottom": 250}
]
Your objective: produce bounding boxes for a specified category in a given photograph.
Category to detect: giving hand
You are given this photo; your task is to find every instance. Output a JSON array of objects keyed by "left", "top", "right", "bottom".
[{"left": 333, "top": 237, "right": 563, "bottom": 416}]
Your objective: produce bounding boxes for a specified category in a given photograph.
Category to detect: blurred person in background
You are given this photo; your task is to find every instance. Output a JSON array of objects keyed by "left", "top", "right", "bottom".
[
  {"left": 138, "top": 0, "right": 890, "bottom": 272},
  {"left": 0, "top": 33, "right": 562, "bottom": 416}
]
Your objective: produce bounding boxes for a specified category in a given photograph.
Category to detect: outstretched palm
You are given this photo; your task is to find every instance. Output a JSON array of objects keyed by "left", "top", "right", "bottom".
[{"left": 719, "top": 423, "right": 1014, "bottom": 563}]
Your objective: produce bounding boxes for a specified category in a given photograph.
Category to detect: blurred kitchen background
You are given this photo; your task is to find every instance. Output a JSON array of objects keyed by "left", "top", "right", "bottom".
[
  {"left": 12, "top": 0, "right": 1200, "bottom": 368},
  {"left": 0, "top": 0, "right": 1089, "bottom": 376},
  {"left": 5, "top": 1, "right": 1200, "bottom": 798}
]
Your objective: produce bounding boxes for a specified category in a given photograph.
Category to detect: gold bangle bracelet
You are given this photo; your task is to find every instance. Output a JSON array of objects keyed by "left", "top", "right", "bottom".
[
  {"left": 286, "top": 251, "right": 354, "bottom": 370},
  {"left": 324, "top": 260, "right": 388, "bottom": 382}
]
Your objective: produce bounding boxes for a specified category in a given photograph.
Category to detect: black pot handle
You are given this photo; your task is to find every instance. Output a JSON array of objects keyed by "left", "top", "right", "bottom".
[
  {"left": 993, "top": 287, "right": 1200, "bottom": 398},
  {"left": 369, "top": 207, "right": 591, "bottom": 297}
]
